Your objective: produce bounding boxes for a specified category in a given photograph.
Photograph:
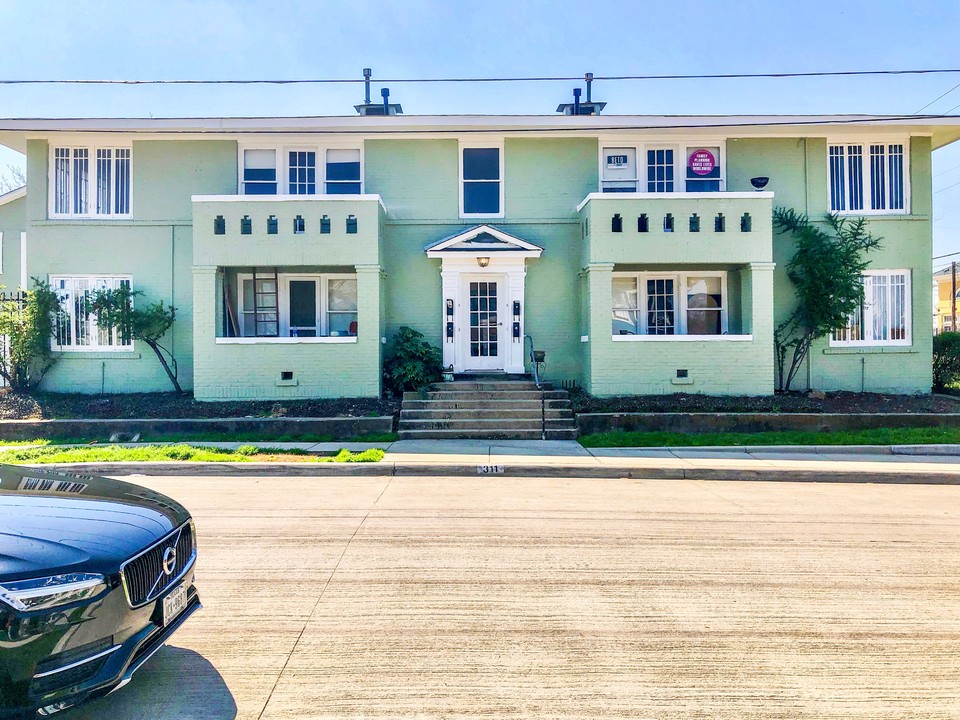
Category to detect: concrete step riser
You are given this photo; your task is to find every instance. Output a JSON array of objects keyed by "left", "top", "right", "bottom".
[
  {"left": 401, "top": 400, "right": 572, "bottom": 410},
  {"left": 428, "top": 382, "right": 550, "bottom": 391},
  {"left": 397, "top": 429, "right": 579, "bottom": 441},
  {"left": 398, "top": 419, "right": 576, "bottom": 431},
  {"left": 405, "top": 391, "right": 570, "bottom": 401},
  {"left": 400, "top": 409, "right": 574, "bottom": 420}
]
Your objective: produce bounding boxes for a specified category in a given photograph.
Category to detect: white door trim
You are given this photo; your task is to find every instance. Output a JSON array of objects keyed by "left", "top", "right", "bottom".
[{"left": 439, "top": 256, "right": 528, "bottom": 374}]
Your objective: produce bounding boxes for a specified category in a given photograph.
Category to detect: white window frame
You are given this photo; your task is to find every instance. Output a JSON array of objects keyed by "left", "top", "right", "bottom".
[
  {"left": 237, "top": 143, "right": 364, "bottom": 196},
  {"left": 599, "top": 140, "right": 726, "bottom": 194},
  {"left": 49, "top": 274, "right": 134, "bottom": 352},
  {"left": 236, "top": 272, "right": 358, "bottom": 339},
  {"left": 459, "top": 139, "right": 505, "bottom": 219},
  {"left": 826, "top": 137, "right": 910, "bottom": 216},
  {"left": 48, "top": 143, "right": 133, "bottom": 219},
  {"left": 830, "top": 269, "right": 912, "bottom": 347},
  {"left": 612, "top": 271, "right": 729, "bottom": 336}
]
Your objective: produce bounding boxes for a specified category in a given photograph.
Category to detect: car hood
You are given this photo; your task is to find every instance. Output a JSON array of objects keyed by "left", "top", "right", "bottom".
[{"left": 0, "top": 464, "right": 191, "bottom": 580}]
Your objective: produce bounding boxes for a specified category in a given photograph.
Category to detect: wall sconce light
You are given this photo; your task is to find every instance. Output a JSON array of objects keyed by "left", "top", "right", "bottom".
[
  {"left": 750, "top": 176, "right": 769, "bottom": 191},
  {"left": 477, "top": 256, "right": 490, "bottom": 268}
]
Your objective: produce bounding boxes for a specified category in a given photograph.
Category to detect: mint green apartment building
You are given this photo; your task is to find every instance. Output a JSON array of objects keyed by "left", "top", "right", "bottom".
[{"left": 0, "top": 107, "right": 957, "bottom": 399}]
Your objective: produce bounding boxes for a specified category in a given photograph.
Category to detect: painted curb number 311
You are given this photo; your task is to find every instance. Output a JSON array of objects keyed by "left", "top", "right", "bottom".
[{"left": 477, "top": 465, "right": 505, "bottom": 475}]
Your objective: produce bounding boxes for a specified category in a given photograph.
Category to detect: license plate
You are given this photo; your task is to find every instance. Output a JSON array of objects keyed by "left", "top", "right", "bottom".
[{"left": 162, "top": 584, "right": 188, "bottom": 626}]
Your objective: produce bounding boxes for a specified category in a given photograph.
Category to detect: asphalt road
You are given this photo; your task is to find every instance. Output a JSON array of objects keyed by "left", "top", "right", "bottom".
[{"left": 62, "top": 475, "right": 960, "bottom": 720}]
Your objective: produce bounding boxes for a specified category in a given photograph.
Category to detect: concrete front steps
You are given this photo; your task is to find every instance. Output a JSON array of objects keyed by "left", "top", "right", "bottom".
[{"left": 398, "top": 377, "right": 577, "bottom": 440}]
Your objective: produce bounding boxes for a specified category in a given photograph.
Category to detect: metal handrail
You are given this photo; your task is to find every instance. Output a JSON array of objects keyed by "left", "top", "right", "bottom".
[
  {"left": 524, "top": 334, "right": 546, "bottom": 440},
  {"left": 523, "top": 334, "right": 540, "bottom": 388}
]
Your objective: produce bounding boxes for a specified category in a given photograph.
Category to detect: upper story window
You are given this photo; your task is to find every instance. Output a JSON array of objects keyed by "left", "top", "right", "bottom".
[
  {"left": 828, "top": 140, "right": 908, "bottom": 214},
  {"left": 50, "top": 275, "right": 133, "bottom": 351},
  {"left": 600, "top": 142, "right": 724, "bottom": 194},
  {"left": 460, "top": 143, "right": 503, "bottom": 217},
  {"left": 51, "top": 145, "right": 131, "bottom": 218},
  {"left": 612, "top": 272, "right": 728, "bottom": 336},
  {"left": 240, "top": 145, "right": 363, "bottom": 196},
  {"left": 831, "top": 270, "right": 911, "bottom": 347}
]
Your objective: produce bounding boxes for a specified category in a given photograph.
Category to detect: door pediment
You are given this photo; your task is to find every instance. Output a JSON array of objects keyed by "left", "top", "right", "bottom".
[{"left": 425, "top": 225, "right": 544, "bottom": 259}]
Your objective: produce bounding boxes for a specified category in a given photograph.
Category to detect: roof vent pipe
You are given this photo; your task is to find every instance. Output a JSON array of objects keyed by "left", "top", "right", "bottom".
[
  {"left": 585, "top": 72, "right": 594, "bottom": 102},
  {"left": 363, "top": 68, "right": 372, "bottom": 104},
  {"left": 381, "top": 87, "right": 390, "bottom": 114},
  {"left": 573, "top": 88, "right": 581, "bottom": 115}
]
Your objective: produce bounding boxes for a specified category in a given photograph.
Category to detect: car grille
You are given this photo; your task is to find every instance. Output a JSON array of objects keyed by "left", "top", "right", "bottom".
[{"left": 120, "top": 522, "right": 194, "bottom": 607}]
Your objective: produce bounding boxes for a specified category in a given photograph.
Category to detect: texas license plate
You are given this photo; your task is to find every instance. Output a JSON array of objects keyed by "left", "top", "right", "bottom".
[{"left": 162, "top": 584, "right": 188, "bottom": 626}]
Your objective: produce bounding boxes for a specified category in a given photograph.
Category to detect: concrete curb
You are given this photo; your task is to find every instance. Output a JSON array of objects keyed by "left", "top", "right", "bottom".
[{"left": 29, "top": 461, "right": 960, "bottom": 485}]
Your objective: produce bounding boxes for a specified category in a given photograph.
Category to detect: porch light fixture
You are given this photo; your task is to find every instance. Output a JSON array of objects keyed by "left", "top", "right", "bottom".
[
  {"left": 750, "top": 176, "right": 769, "bottom": 191},
  {"left": 477, "top": 256, "right": 490, "bottom": 268}
]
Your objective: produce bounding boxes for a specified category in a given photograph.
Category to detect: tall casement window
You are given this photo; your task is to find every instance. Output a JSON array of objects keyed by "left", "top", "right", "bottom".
[
  {"left": 460, "top": 145, "right": 503, "bottom": 217},
  {"left": 612, "top": 272, "right": 727, "bottom": 336},
  {"left": 831, "top": 270, "right": 911, "bottom": 346},
  {"left": 50, "top": 275, "right": 133, "bottom": 350},
  {"left": 240, "top": 145, "right": 363, "bottom": 195},
  {"left": 236, "top": 273, "right": 358, "bottom": 338},
  {"left": 828, "top": 141, "right": 907, "bottom": 214},
  {"left": 600, "top": 142, "right": 725, "bottom": 194},
  {"left": 51, "top": 146, "right": 131, "bottom": 217}
]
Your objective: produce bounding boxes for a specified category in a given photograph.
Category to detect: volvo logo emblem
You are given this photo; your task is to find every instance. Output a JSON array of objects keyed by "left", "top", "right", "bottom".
[{"left": 162, "top": 547, "right": 177, "bottom": 576}]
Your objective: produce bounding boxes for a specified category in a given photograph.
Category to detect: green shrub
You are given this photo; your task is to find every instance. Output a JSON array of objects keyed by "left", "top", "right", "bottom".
[
  {"left": 933, "top": 332, "right": 960, "bottom": 391},
  {"left": 0, "top": 279, "right": 61, "bottom": 391},
  {"left": 383, "top": 327, "right": 442, "bottom": 396},
  {"left": 236, "top": 444, "right": 259, "bottom": 456}
]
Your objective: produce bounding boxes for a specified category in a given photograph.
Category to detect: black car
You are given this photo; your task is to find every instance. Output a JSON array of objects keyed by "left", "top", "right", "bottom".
[{"left": 0, "top": 465, "right": 201, "bottom": 718}]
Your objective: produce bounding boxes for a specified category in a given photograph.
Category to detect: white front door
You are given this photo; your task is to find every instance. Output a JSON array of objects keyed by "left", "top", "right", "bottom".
[{"left": 463, "top": 275, "right": 504, "bottom": 371}]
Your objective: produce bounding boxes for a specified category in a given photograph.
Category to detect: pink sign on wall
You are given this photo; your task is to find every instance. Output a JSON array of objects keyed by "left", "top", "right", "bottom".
[{"left": 688, "top": 149, "right": 716, "bottom": 176}]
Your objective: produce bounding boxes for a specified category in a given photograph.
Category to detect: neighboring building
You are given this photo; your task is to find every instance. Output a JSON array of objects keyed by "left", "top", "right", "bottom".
[
  {"left": 0, "top": 104, "right": 958, "bottom": 399},
  {"left": 933, "top": 264, "right": 959, "bottom": 333}
]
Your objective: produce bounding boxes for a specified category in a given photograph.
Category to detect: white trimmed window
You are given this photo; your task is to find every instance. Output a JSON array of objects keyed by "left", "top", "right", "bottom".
[
  {"left": 50, "top": 275, "right": 133, "bottom": 351},
  {"left": 51, "top": 145, "right": 131, "bottom": 217},
  {"left": 236, "top": 273, "right": 357, "bottom": 338},
  {"left": 831, "top": 270, "right": 911, "bottom": 346},
  {"left": 828, "top": 140, "right": 908, "bottom": 214},
  {"left": 612, "top": 272, "right": 727, "bottom": 336},
  {"left": 600, "top": 142, "right": 725, "bottom": 193},
  {"left": 240, "top": 145, "right": 363, "bottom": 195},
  {"left": 460, "top": 142, "right": 504, "bottom": 217}
]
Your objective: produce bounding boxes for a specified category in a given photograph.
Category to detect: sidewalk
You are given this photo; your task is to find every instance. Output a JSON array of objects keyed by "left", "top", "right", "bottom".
[{"left": 16, "top": 439, "right": 960, "bottom": 483}]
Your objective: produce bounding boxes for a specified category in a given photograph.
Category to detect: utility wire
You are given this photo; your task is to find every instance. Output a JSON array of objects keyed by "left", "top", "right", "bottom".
[
  {"left": 5, "top": 68, "right": 960, "bottom": 85},
  {"left": 914, "top": 80, "right": 960, "bottom": 114},
  {"left": 935, "top": 178, "right": 960, "bottom": 194},
  {"left": 933, "top": 250, "right": 960, "bottom": 260}
]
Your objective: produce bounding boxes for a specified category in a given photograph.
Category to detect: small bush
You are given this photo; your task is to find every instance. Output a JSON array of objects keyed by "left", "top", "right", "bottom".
[
  {"left": 383, "top": 327, "right": 443, "bottom": 396},
  {"left": 933, "top": 332, "right": 960, "bottom": 391},
  {"left": 236, "top": 444, "right": 259, "bottom": 456}
]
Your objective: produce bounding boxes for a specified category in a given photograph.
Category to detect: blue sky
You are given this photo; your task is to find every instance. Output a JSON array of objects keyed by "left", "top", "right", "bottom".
[{"left": 2, "top": 0, "right": 960, "bottom": 257}]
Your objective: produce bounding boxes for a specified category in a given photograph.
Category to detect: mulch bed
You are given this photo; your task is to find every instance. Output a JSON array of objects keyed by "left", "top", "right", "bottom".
[
  {"left": 570, "top": 390, "right": 960, "bottom": 415},
  {"left": 0, "top": 391, "right": 400, "bottom": 420}
]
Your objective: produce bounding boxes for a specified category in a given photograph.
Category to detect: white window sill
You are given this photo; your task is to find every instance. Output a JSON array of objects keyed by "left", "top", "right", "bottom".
[
  {"left": 612, "top": 334, "right": 754, "bottom": 342},
  {"left": 53, "top": 350, "right": 139, "bottom": 358},
  {"left": 48, "top": 215, "right": 133, "bottom": 221},
  {"left": 215, "top": 336, "right": 358, "bottom": 345},
  {"left": 824, "top": 344, "right": 915, "bottom": 354}
]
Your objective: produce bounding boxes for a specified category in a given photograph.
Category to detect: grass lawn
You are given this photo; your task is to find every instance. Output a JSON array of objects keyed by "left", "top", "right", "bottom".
[
  {"left": 0, "top": 444, "right": 385, "bottom": 464},
  {"left": 580, "top": 426, "right": 960, "bottom": 448}
]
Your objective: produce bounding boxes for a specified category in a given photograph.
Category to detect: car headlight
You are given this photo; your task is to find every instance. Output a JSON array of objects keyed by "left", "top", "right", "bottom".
[{"left": 0, "top": 573, "right": 108, "bottom": 612}]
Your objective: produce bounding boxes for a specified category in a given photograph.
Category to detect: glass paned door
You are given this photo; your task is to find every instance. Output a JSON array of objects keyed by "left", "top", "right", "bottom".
[{"left": 465, "top": 278, "right": 502, "bottom": 370}]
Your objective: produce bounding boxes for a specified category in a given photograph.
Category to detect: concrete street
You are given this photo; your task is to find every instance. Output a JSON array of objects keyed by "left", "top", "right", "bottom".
[{"left": 62, "top": 474, "right": 960, "bottom": 719}]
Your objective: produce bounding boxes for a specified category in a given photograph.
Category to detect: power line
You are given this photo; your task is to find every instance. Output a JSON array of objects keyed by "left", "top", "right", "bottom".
[
  {"left": 934, "top": 250, "right": 960, "bottom": 260},
  {"left": 4, "top": 68, "right": 960, "bottom": 86},
  {"left": 935, "top": 178, "right": 960, "bottom": 195},
  {"left": 914, "top": 80, "right": 960, "bottom": 114}
]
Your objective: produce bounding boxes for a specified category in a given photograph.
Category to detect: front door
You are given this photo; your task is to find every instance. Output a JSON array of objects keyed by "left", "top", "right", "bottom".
[{"left": 463, "top": 276, "right": 503, "bottom": 371}]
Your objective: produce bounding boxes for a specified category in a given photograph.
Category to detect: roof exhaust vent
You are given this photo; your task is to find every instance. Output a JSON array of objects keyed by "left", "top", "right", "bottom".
[
  {"left": 355, "top": 67, "right": 404, "bottom": 116},
  {"left": 556, "top": 72, "right": 606, "bottom": 115}
]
